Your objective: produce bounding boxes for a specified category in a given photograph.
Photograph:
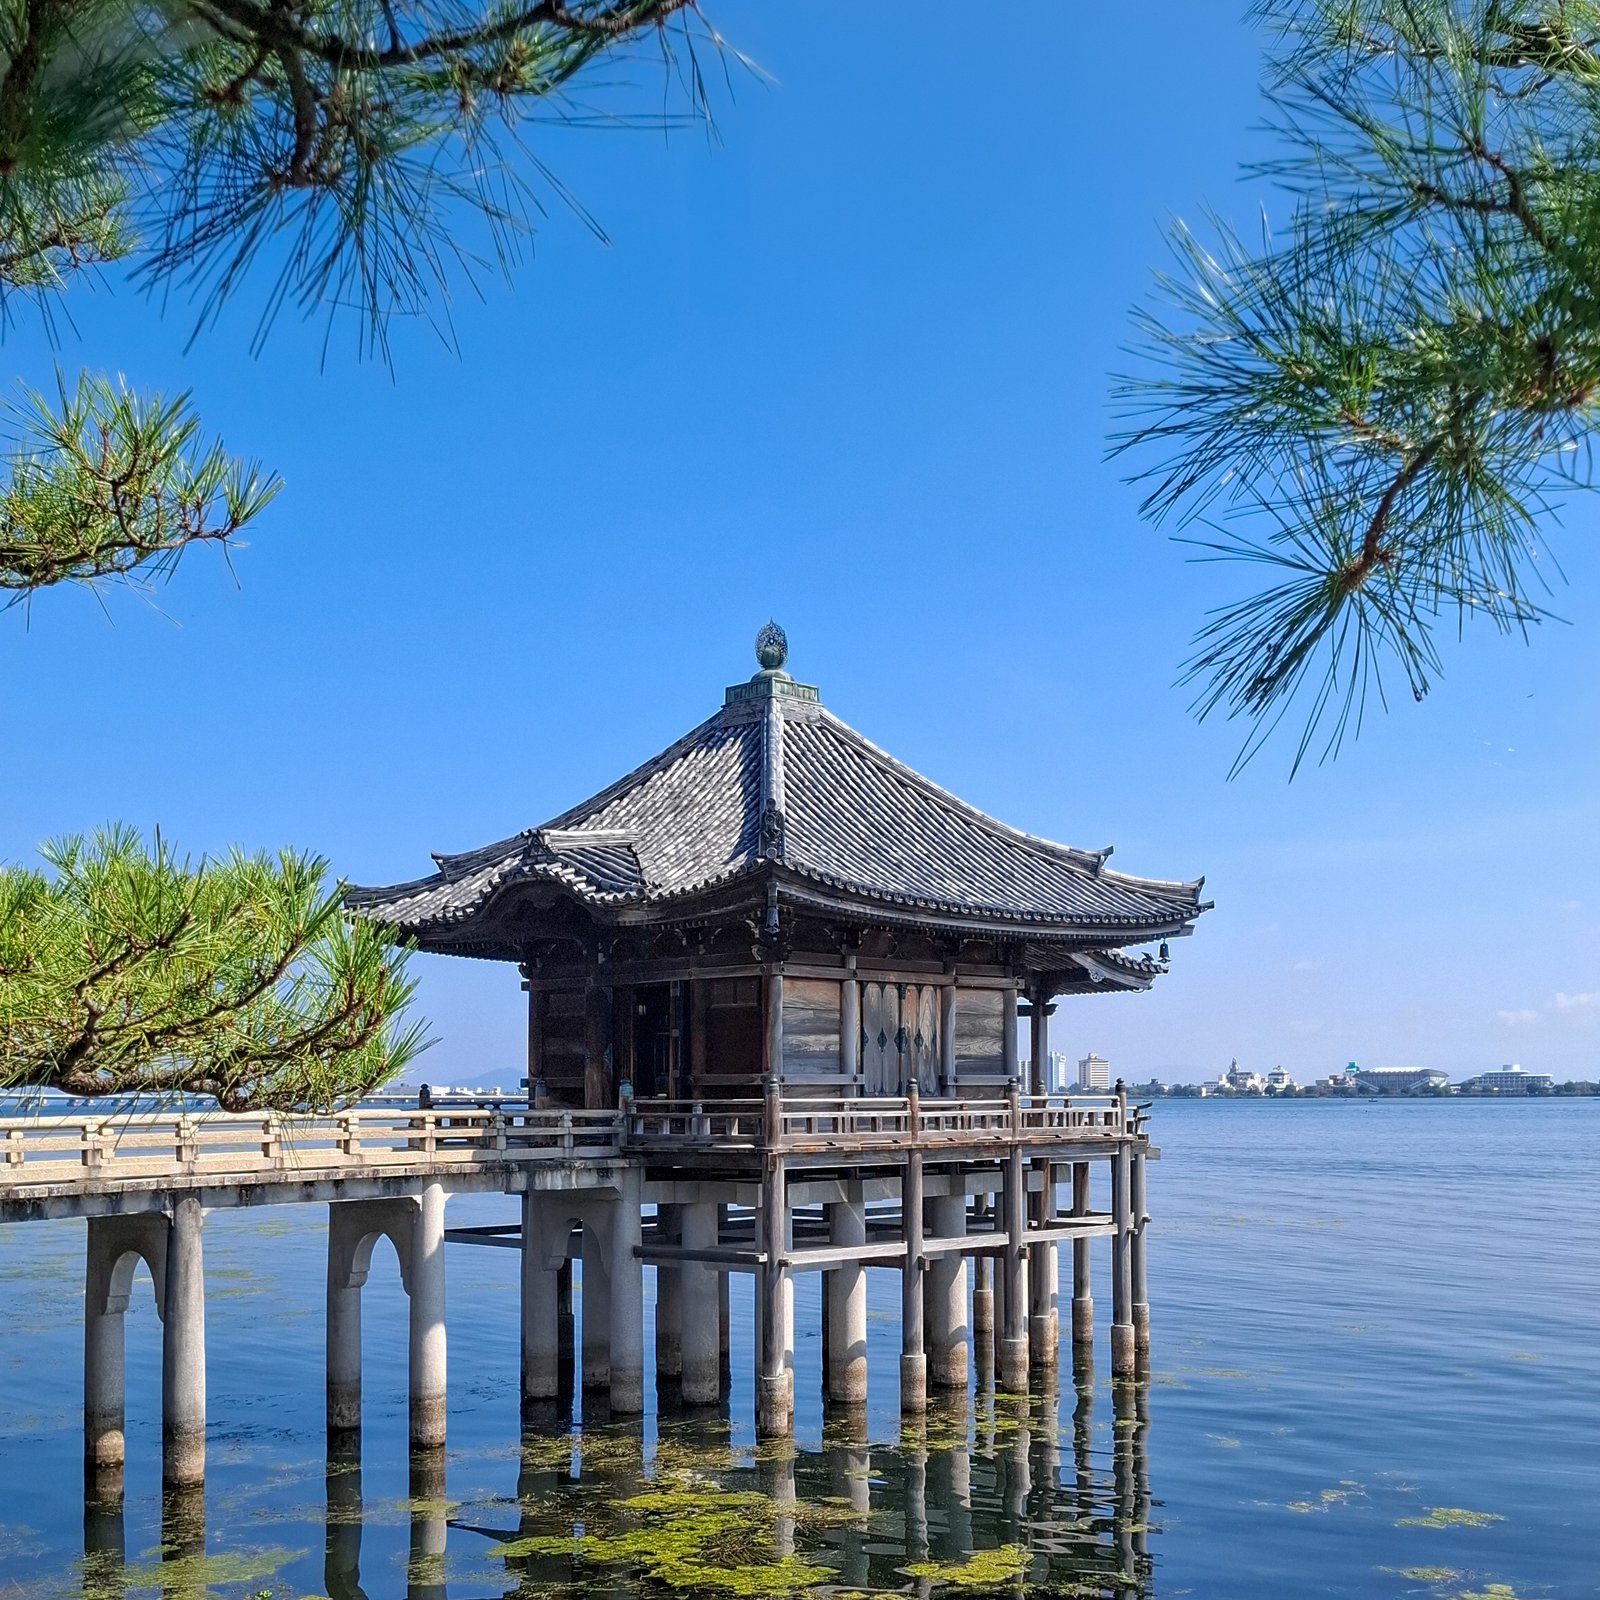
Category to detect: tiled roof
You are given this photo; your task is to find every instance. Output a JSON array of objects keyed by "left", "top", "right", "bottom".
[{"left": 347, "top": 669, "right": 1207, "bottom": 946}]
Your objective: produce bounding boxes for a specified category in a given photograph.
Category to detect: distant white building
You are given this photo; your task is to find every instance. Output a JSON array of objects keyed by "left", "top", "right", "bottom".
[
  {"left": 1349, "top": 1064, "right": 1449, "bottom": 1095},
  {"left": 1459, "top": 1063, "right": 1553, "bottom": 1095},
  {"left": 1265, "top": 1066, "right": 1295, "bottom": 1091},
  {"left": 1077, "top": 1052, "right": 1111, "bottom": 1091},
  {"left": 1220, "top": 1058, "right": 1266, "bottom": 1093}
]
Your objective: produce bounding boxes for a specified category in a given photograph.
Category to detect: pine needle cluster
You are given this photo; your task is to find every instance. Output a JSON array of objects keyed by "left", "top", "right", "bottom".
[
  {"left": 0, "top": 827, "right": 428, "bottom": 1110},
  {"left": 1116, "top": 0, "right": 1600, "bottom": 773}
]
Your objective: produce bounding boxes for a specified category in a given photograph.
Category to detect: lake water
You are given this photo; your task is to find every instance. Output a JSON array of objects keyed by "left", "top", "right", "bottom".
[{"left": 0, "top": 1098, "right": 1595, "bottom": 1598}]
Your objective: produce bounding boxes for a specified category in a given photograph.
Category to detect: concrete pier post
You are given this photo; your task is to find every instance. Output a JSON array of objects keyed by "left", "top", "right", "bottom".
[
  {"left": 610, "top": 1168, "right": 645, "bottom": 1413},
  {"left": 970, "top": 1193, "right": 994, "bottom": 1383},
  {"left": 925, "top": 1192, "right": 969, "bottom": 1390},
  {"left": 825, "top": 1186, "right": 868, "bottom": 1404},
  {"left": 161, "top": 1195, "right": 206, "bottom": 1488},
  {"left": 1111, "top": 1143, "right": 1135, "bottom": 1378},
  {"left": 756, "top": 1150, "right": 791, "bottom": 1437},
  {"left": 679, "top": 1201, "right": 720, "bottom": 1405},
  {"left": 1029, "top": 1162, "right": 1060, "bottom": 1372},
  {"left": 1131, "top": 1147, "right": 1150, "bottom": 1368},
  {"left": 1071, "top": 1161, "right": 1094, "bottom": 1350},
  {"left": 900, "top": 1151, "right": 927, "bottom": 1413},
  {"left": 556, "top": 1256, "right": 575, "bottom": 1373},
  {"left": 1000, "top": 1137, "right": 1029, "bottom": 1393},
  {"left": 521, "top": 1192, "right": 561, "bottom": 1403},
  {"left": 654, "top": 1203, "right": 682, "bottom": 1388},
  {"left": 409, "top": 1180, "right": 448, "bottom": 1450},
  {"left": 581, "top": 1216, "right": 612, "bottom": 1390},
  {"left": 326, "top": 1231, "right": 363, "bottom": 1435}
]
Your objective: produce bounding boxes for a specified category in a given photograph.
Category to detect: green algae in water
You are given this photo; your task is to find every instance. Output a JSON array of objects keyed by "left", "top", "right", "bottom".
[
  {"left": 118, "top": 1544, "right": 306, "bottom": 1590},
  {"left": 1389, "top": 1568, "right": 1460, "bottom": 1583},
  {"left": 902, "top": 1543, "right": 1032, "bottom": 1591},
  {"left": 1455, "top": 1587, "right": 1519, "bottom": 1600},
  {"left": 1397, "top": 1508, "right": 1505, "bottom": 1530}
]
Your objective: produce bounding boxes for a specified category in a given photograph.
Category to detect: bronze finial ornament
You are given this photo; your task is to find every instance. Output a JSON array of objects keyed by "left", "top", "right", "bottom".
[{"left": 755, "top": 620, "right": 788, "bottom": 672}]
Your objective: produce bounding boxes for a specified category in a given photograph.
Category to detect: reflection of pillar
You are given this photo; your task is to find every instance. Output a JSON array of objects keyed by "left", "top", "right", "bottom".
[
  {"left": 902, "top": 1414, "right": 930, "bottom": 1564},
  {"left": 825, "top": 1188, "right": 867, "bottom": 1403},
  {"left": 654, "top": 1203, "right": 682, "bottom": 1388},
  {"left": 160, "top": 1481, "right": 205, "bottom": 1600},
  {"left": 610, "top": 1167, "right": 645, "bottom": 1414},
  {"left": 1000, "top": 1144, "right": 1029, "bottom": 1392},
  {"left": 1131, "top": 1149, "right": 1150, "bottom": 1369},
  {"left": 581, "top": 1215, "right": 611, "bottom": 1390},
  {"left": 83, "top": 1466, "right": 126, "bottom": 1600},
  {"left": 1071, "top": 1366, "right": 1095, "bottom": 1522},
  {"left": 1111, "top": 1144, "right": 1135, "bottom": 1378},
  {"left": 521, "top": 1191, "right": 560, "bottom": 1403},
  {"left": 900, "top": 1152, "right": 927, "bottom": 1414},
  {"left": 407, "top": 1451, "right": 448, "bottom": 1600},
  {"left": 827, "top": 1404, "right": 871, "bottom": 1590},
  {"left": 324, "top": 1440, "right": 364, "bottom": 1600},
  {"left": 926, "top": 1193, "right": 969, "bottom": 1390},
  {"left": 759, "top": 1450, "right": 798, "bottom": 1559},
  {"left": 679, "top": 1202, "right": 720, "bottom": 1405},
  {"left": 1071, "top": 1161, "right": 1094, "bottom": 1349},
  {"left": 1113, "top": 1379, "right": 1138, "bottom": 1595},
  {"left": 409, "top": 1181, "right": 448, "bottom": 1450},
  {"left": 162, "top": 1196, "right": 206, "bottom": 1488}
]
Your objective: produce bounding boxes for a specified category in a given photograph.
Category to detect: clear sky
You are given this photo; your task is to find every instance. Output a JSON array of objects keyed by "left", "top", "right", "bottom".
[{"left": 3, "top": 4, "right": 1597, "bottom": 1084}]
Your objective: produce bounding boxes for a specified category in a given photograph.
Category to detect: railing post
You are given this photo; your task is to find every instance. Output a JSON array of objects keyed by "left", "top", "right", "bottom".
[
  {"left": 559, "top": 1110, "right": 574, "bottom": 1158},
  {"left": 691, "top": 1099, "right": 707, "bottom": 1138},
  {"left": 338, "top": 1112, "right": 360, "bottom": 1160},
  {"left": 261, "top": 1113, "right": 280, "bottom": 1166},
  {"left": 81, "top": 1121, "right": 104, "bottom": 1173},
  {"left": 175, "top": 1116, "right": 199, "bottom": 1168},
  {"left": 488, "top": 1109, "right": 508, "bottom": 1153}
]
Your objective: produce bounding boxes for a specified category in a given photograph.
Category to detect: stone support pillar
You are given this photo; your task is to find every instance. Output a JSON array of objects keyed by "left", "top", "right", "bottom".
[
  {"left": 1029, "top": 1164, "right": 1059, "bottom": 1371},
  {"left": 521, "top": 1191, "right": 561, "bottom": 1403},
  {"left": 900, "top": 1150, "right": 927, "bottom": 1413},
  {"left": 679, "top": 1201, "right": 720, "bottom": 1405},
  {"left": 610, "top": 1168, "right": 645, "bottom": 1413},
  {"left": 757, "top": 1149, "right": 792, "bottom": 1437},
  {"left": 557, "top": 1258, "right": 575, "bottom": 1370},
  {"left": 581, "top": 1214, "right": 611, "bottom": 1390},
  {"left": 825, "top": 1186, "right": 868, "bottom": 1404},
  {"left": 654, "top": 1203, "right": 682, "bottom": 1387},
  {"left": 161, "top": 1195, "right": 206, "bottom": 1487},
  {"left": 409, "top": 1180, "right": 448, "bottom": 1450},
  {"left": 926, "top": 1192, "right": 969, "bottom": 1390},
  {"left": 84, "top": 1213, "right": 167, "bottom": 1474}
]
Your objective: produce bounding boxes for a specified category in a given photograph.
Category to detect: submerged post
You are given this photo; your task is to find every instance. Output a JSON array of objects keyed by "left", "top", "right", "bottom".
[
  {"left": 757, "top": 1075, "right": 792, "bottom": 1436},
  {"left": 1111, "top": 1124, "right": 1135, "bottom": 1378},
  {"left": 161, "top": 1195, "right": 206, "bottom": 1488},
  {"left": 1071, "top": 1161, "right": 1093, "bottom": 1352},
  {"left": 410, "top": 1180, "right": 447, "bottom": 1449},
  {"left": 521, "top": 1191, "right": 561, "bottom": 1403},
  {"left": 1131, "top": 1140, "right": 1150, "bottom": 1370},
  {"left": 900, "top": 1118, "right": 927, "bottom": 1414},
  {"left": 679, "top": 1201, "right": 721, "bottom": 1405},
  {"left": 1000, "top": 1082, "right": 1029, "bottom": 1392},
  {"left": 925, "top": 1189, "right": 969, "bottom": 1390}
]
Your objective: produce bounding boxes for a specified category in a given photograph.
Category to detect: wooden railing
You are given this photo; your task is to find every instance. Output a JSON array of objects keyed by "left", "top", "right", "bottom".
[
  {"left": 0, "top": 1105, "right": 620, "bottom": 1192},
  {"left": 0, "top": 1090, "right": 1136, "bottom": 1197}
]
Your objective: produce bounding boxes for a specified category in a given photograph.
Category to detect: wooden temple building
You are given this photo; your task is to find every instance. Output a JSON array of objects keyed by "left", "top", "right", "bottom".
[{"left": 346, "top": 625, "right": 1209, "bottom": 1435}]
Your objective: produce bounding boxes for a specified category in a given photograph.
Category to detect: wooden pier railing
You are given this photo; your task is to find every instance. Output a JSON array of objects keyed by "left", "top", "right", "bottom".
[{"left": 0, "top": 1091, "right": 1132, "bottom": 1198}]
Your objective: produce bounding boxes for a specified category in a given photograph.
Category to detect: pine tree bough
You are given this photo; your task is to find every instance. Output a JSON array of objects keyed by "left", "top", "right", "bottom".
[
  {"left": 1116, "top": 0, "right": 1600, "bottom": 773},
  {"left": 0, "top": 826, "right": 429, "bottom": 1111}
]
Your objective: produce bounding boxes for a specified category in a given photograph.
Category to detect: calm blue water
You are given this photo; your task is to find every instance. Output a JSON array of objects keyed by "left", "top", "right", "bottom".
[{"left": 0, "top": 1099, "right": 1595, "bottom": 1597}]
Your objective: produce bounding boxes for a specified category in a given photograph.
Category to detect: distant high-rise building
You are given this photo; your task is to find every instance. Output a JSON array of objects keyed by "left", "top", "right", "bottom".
[
  {"left": 1077, "top": 1052, "right": 1110, "bottom": 1091},
  {"left": 1459, "top": 1063, "right": 1553, "bottom": 1095}
]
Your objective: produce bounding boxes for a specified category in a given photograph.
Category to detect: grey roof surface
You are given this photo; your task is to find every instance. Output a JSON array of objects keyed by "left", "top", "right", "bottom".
[{"left": 347, "top": 672, "right": 1207, "bottom": 945}]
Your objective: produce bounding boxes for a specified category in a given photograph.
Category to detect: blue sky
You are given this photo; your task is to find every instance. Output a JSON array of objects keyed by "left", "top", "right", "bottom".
[{"left": 3, "top": 4, "right": 1597, "bottom": 1083}]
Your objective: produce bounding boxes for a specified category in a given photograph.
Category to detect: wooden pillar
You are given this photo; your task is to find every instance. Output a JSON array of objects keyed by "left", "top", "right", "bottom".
[
  {"left": 825, "top": 1185, "right": 868, "bottom": 1404},
  {"left": 939, "top": 980, "right": 957, "bottom": 1095},
  {"left": 679, "top": 1202, "right": 720, "bottom": 1405},
  {"left": 1028, "top": 987, "right": 1048, "bottom": 1098},
  {"left": 612, "top": 984, "right": 636, "bottom": 1095},
  {"left": 162, "top": 1195, "right": 206, "bottom": 1488},
  {"left": 1000, "top": 1088, "right": 1029, "bottom": 1393},
  {"left": 900, "top": 1140, "right": 927, "bottom": 1414},
  {"left": 1001, "top": 983, "right": 1019, "bottom": 1084},
  {"left": 1131, "top": 1146, "right": 1150, "bottom": 1369},
  {"left": 1071, "top": 1161, "right": 1094, "bottom": 1350},
  {"left": 583, "top": 983, "right": 609, "bottom": 1111},
  {"left": 764, "top": 970, "right": 785, "bottom": 1081},
  {"left": 1111, "top": 1142, "right": 1135, "bottom": 1377},
  {"left": 689, "top": 979, "right": 708, "bottom": 1098},
  {"left": 840, "top": 970, "right": 861, "bottom": 1093},
  {"left": 525, "top": 979, "right": 543, "bottom": 1097},
  {"left": 409, "top": 1181, "right": 447, "bottom": 1451}
]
